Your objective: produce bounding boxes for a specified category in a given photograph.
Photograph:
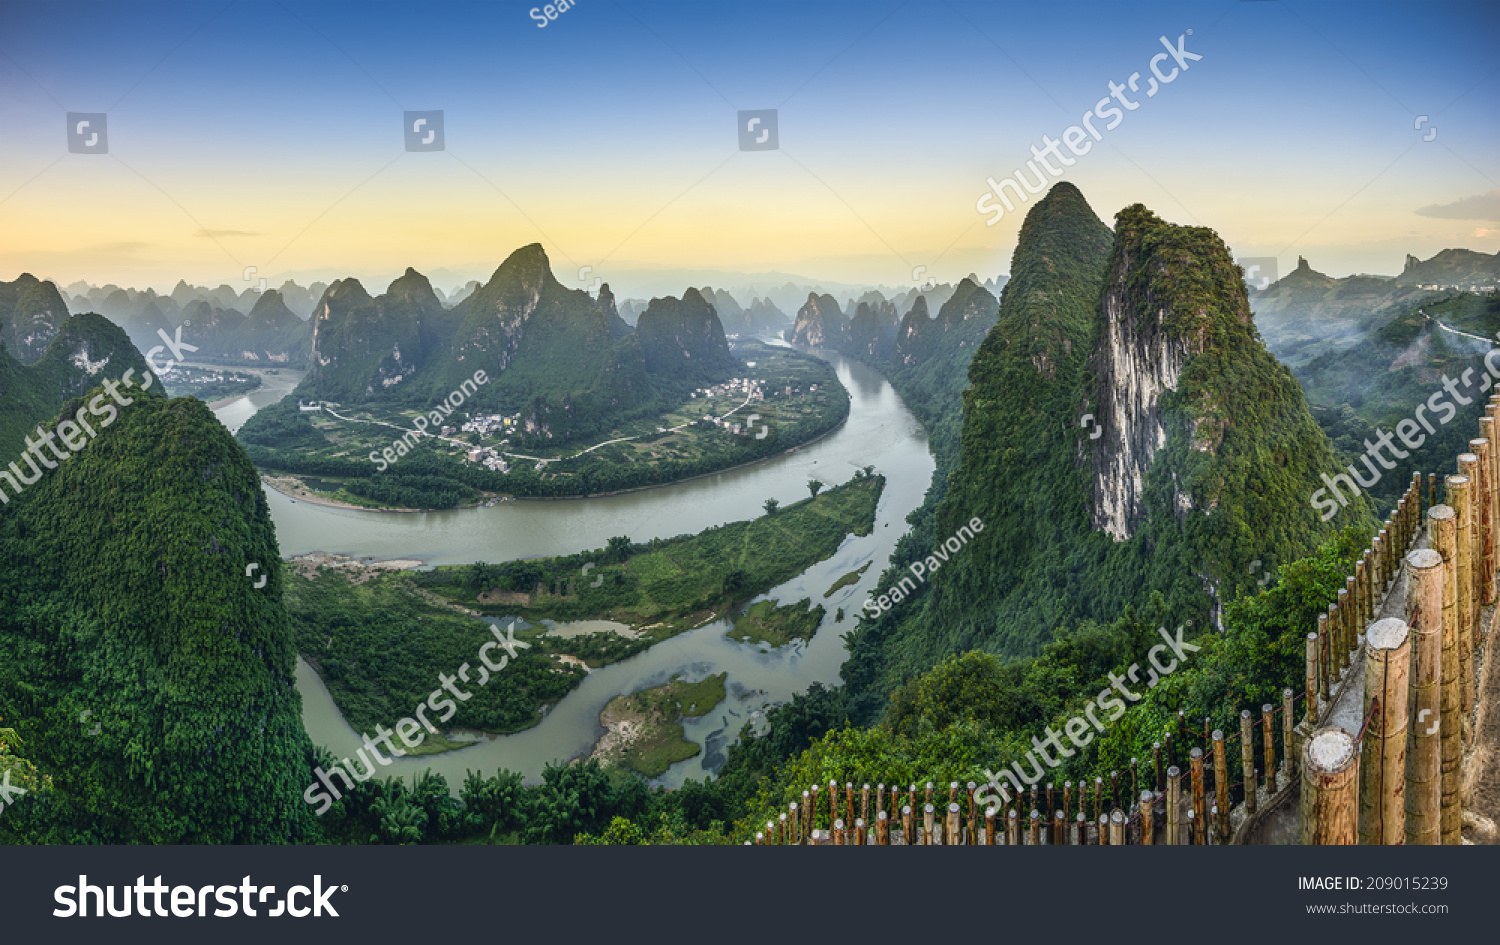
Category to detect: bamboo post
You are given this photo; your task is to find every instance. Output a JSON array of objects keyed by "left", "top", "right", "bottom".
[
  {"left": 1474, "top": 437, "right": 1497, "bottom": 605},
  {"left": 1261, "top": 704, "right": 1276, "bottom": 793},
  {"left": 1363, "top": 549, "right": 1375, "bottom": 620},
  {"left": 1338, "top": 603, "right": 1350, "bottom": 678},
  {"left": 1094, "top": 778, "right": 1103, "bottom": 824},
  {"left": 1053, "top": 810, "right": 1065, "bottom": 846},
  {"left": 1448, "top": 475, "right": 1476, "bottom": 728},
  {"left": 1153, "top": 744, "right": 1164, "bottom": 794},
  {"left": 923, "top": 803, "right": 936, "bottom": 845},
  {"left": 924, "top": 781, "right": 933, "bottom": 811},
  {"left": 1283, "top": 688, "right": 1296, "bottom": 782},
  {"left": 1430, "top": 472, "right": 1438, "bottom": 514},
  {"left": 966, "top": 783, "right": 978, "bottom": 844},
  {"left": 1096, "top": 813, "right": 1109, "bottom": 845},
  {"left": 1063, "top": 781, "right": 1072, "bottom": 822},
  {"left": 1190, "top": 748, "right": 1206, "bottom": 846},
  {"left": 858, "top": 817, "right": 868, "bottom": 846},
  {"left": 1458, "top": 456, "right": 1481, "bottom": 647},
  {"left": 946, "top": 803, "right": 961, "bottom": 846},
  {"left": 1109, "top": 809, "right": 1126, "bottom": 846},
  {"left": 875, "top": 783, "right": 884, "bottom": 822},
  {"left": 876, "top": 810, "right": 889, "bottom": 845},
  {"left": 1306, "top": 632, "right": 1320, "bottom": 721},
  {"left": 1489, "top": 411, "right": 1500, "bottom": 561},
  {"left": 861, "top": 783, "right": 870, "bottom": 828},
  {"left": 1405, "top": 548, "right": 1443, "bottom": 845},
  {"left": 901, "top": 804, "right": 913, "bottom": 844},
  {"left": 1431, "top": 507, "right": 1462, "bottom": 845},
  {"left": 1029, "top": 810, "right": 1041, "bottom": 846},
  {"left": 1166, "top": 766, "right": 1181, "bottom": 845},
  {"left": 1300, "top": 727, "right": 1359, "bottom": 845},
  {"left": 984, "top": 809, "right": 994, "bottom": 846},
  {"left": 1317, "top": 614, "right": 1331, "bottom": 698},
  {"left": 1072, "top": 813, "right": 1084, "bottom": 845},
  {"left": 1360, "top": 617, "right": 1411, "bottom": 844},
  {"left": 1350, "top": 579, "right": 1362, "bottom": 660},
  {"left": 1373, "top": 533, "right": 1385, "bottom": 601},
  {"left": 809, "top": 785, "right": 818, "bottom": 834},
  {"left": 1240, "top": 710, "right": 1258, "bottom": 814},
  {"left": 1139, "top": 791, "right": 1155, "bottom": 845},
  {"left": 1380, "top": 526, "right": 1391, "bottom": 591},
  {"left": 1212, "top": 730, "right": 1230, "bottom": 843},
  {"left": 1355, "top": 559, "right": 1367, "bottom": 628},
  {"left": 834, "top": 818, "right": 845, "bottom": 845},
  {"left": 1186, "top": 808, "right": 1197, "bottom": 844},
  {"left": 1006, "top": 808, "right": 1019, "bottom": 846},
  {"left": 845, "top": 782, "right": 854, "bottom": 829},
  {"left": 827, "top": 780, "right": 837, "bottom": 829}
]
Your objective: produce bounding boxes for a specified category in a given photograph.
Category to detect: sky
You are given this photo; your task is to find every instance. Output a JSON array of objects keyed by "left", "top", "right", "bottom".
[{"left": 0, "top": 0, "right": 1496, "bottom": 298}]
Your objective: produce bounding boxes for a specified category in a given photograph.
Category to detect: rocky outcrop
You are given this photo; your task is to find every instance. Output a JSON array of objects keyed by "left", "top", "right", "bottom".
[
  {"left": 789, "top": 293, "right": 846, "bottom": 347},
  {"left": 0, "top": 274, "right": 71, "bottom": 365}
]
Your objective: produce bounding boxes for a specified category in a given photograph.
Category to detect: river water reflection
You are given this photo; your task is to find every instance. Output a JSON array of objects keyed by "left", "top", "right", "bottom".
[{"left": 215, "top": 346, "right": 932, "bottom": 787}]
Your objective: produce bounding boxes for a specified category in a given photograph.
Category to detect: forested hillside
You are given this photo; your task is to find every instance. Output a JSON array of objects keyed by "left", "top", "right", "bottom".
[
  {"left": 0, "top": 388, "right": 322, "bottom": 843},
  {"left": 841, "top": 184, "right": 1367, "bottom": 710}
]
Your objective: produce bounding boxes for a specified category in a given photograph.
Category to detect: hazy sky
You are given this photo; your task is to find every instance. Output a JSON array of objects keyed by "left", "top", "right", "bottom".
[{"left": 1, "top": 0, "right": 1496, "bottom": 297}]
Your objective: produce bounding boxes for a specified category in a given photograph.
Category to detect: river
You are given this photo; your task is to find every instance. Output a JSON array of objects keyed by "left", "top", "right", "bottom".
[{"left": 212, "top": 346, "right": 933, "bottom": 788}]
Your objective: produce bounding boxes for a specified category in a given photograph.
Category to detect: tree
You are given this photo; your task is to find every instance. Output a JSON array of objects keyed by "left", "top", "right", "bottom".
[
  {"left": 807, "top": 479, "right": 823, "bottom": 498},
  {"left": 606, "top": 535, "right": 633, "bottom": 563},
  {"left": 461, "top": 767, "right": 528, "bottom": 839},
  {"left": 763, "top": 498, "right": 779, "bottom": 515}
]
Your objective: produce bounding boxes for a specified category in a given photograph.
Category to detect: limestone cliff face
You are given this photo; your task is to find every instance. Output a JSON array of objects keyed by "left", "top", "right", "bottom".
[
  {"left": 1087, "top": 259, "right": 1204, "bottom": 541},
  {"left": 1085, "top": 207, "right": 1249, "bottom": 540},
  {"left": 789, "top": 293, "right": 846, "bottom": 347},
  {"left": 0, "top": 274, "right": 72, "bottom": 365}
]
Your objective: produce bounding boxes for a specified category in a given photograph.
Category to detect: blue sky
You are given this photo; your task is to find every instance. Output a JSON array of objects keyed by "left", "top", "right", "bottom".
[{"left": 0, "top": 0, "right": 1496, "bottom": 294}]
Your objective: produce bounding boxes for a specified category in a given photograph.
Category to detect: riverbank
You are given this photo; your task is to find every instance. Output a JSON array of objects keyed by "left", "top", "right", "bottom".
[
  {"left": 270, "top": 347, "right": 935, "bottom": 789},
  {"left": 288, "top": 475, "right": 883, "bottom": 757},
  {"left": 414, "top": 474, "right": 884, "bottom": 663},
  {"left": 592, "top": 673, "right": 727, "bottom": 777},
  {"left": 255, "top": 417, "right": 846, "bottom": 514}
]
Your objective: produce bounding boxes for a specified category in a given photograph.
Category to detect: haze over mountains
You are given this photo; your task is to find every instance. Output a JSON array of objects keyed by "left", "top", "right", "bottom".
[
  {"left": 243, "top": 245, "right": 750, "bottom": 446},
  {"left": 1249, "top": 249, "right": 1500, "bottom": 367},
  {"left": 840, "top": 183, "right": 1367, "bottom": 702}
]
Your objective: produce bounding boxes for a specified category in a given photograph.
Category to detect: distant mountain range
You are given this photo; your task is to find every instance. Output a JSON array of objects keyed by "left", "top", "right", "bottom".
[
  {"left": 1249, "top": 249, "right": 1500, "bottom": 368},
  {"left": 243, "top": 244, "right": 743, "bottom": 448},
  {"left": 0, "top": 311, "right": 153, "bottom": 460}
]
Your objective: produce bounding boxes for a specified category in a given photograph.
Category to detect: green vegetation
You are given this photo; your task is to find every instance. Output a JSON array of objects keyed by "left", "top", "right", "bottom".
[
  {"left": 238, "top": 340, "right": 849, "bottom": 504},
  {"left": 823, "top": 562, "right": 870, "bottom": 598},
  {"left": 721, "top": 526, "right": 1369, "bottom": 840},
  {"left": 412, "top": 473, "right": 883, "bottom": 667},
  {"left": 728, "top": 599, "right": 824, "bottom": 647},
  {"left": 0, "top": 313, "right": 152, "bottom": 459},
  {"left": 842, "top": 187, "right": 1368, "bottom": 712},
  {"left": 1296, "top": 292, "right": 1500, "bottom": 514},
  {"left": 595, "top": 673, "right": 727, "bottom": 777},
  {"left": 284, "top": 563, "right": 583, "bottom": 739},
  {"left": 0, "top": 389, "right": 322, "bottom": 844}
]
